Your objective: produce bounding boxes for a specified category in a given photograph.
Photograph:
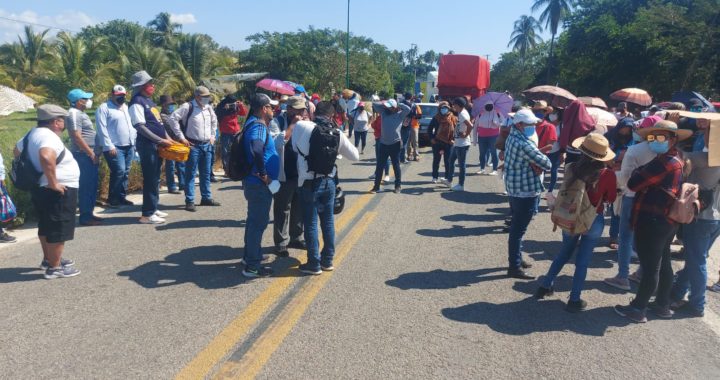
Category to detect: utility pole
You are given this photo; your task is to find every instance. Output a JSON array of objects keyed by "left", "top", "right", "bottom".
[{"left": 346, "top": 0, "right": 350, "bottom": 89}]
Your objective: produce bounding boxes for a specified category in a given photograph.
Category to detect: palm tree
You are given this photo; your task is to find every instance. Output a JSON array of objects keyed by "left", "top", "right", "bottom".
[
  {"left": 0, "top": 26, "right": 51, "bottom": 92},
  {"left": 147, "top": 12, "right": 181, "bottom": 48},
  {"left": 508, "top": 15, "right": 543, "bottom": 65},
  {"left": 531, "top": 0, "right": 575, "bottom": 82}
]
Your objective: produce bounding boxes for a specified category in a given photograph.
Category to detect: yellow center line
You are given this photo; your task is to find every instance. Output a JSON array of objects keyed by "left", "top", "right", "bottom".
[
  {"left": 212, "top": 211, "right": 378, "bottom": 380},
  {"left": 175, "top": 193, "right": 374, "bottom": 380}
]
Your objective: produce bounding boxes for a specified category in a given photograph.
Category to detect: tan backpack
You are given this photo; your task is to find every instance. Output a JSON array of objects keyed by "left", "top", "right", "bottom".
[{"left": 550, "top": 164, "right": 598, "bottom": 235}]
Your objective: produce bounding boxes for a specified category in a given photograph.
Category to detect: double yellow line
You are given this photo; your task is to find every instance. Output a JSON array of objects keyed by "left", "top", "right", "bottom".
[{"left": 176, "top": 193, "right": 376, "bottom": 380}]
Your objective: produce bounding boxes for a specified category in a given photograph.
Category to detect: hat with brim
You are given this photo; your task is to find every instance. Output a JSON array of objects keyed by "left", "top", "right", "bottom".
[
  {"left": 532, "top": 100, "right": 548, "bottom": 111},
  {"left": 130, "top": 70, "right": 153, "bottom": 88},
  {"left": 637, "top": 120, "right": 693, "bottom": 141},
  {"left": 571, "top": 133, "right": 616, "bottom": 162},
  {"left": 194, "top": 86, "right": 211, "bottom": 97},
  {"left": 37, "top": 104, "right": 69, "bottom": 121},
  {"left": 287, "top": 96, "right": 306, "bottom": 110},
  {"left": 384, "top": 99, "right": 397, "bottom": 108},
  {"left": 513, "top": 108, "right": 541, "bottom": 125}
]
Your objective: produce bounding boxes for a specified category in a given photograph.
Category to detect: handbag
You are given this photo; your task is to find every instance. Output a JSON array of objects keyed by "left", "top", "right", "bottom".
[{"left": 0, "top": 183, "right": 17, "bottom": 223}]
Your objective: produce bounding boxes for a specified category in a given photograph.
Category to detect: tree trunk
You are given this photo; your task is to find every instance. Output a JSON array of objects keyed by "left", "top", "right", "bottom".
[{"left": 546, "top": 34, "right": 555, "bottom": 84}]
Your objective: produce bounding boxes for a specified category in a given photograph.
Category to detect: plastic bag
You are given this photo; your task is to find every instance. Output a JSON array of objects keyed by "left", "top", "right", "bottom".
[{"left": 1, "top": 183, "right": 17, "bottom": 223}]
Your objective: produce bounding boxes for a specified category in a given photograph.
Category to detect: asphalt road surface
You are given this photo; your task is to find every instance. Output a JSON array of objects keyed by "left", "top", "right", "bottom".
[{"left": 2, "top": 142, "right": 720, "bottom": 379}]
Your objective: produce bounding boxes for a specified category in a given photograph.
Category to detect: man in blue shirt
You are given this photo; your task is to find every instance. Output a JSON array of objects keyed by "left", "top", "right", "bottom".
[{"left": 241, "top": 93, "right": 280, "bottom": 278}]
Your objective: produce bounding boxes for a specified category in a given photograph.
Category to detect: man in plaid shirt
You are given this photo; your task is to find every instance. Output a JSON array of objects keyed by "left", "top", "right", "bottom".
[{"left": 504, "top": 109, "right": 552, "bottom": 279}]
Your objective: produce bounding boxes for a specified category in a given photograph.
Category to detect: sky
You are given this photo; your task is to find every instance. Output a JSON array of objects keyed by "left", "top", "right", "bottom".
[{"left": 0, "top": 1, "right": 553, "bottom": 67}]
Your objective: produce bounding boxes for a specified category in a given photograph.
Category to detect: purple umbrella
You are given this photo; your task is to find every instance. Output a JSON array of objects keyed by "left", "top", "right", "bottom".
[
  {"left": 472, "top": 92, "right": 513, "bottom": 118},
  {"left": 256, "top": 78, "right": 295, "bottom": 95}
]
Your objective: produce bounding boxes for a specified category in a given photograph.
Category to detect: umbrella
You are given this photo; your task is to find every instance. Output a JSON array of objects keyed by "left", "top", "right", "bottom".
[
  {"left": 522, "top": 85, "right": 577, "bottom": 108},
  {"left": 578, "top": 96, "right": 608, "bottom": 110},
  {"left": 471, "top": 92, "right": 513, "bottom": 118},
  {"left": 256, "top": 78, "right": 295, "bottom": 95},
  {"left": 586, "top": 107, "right": 618, "bottom": 129},
  {"left": 0, "top": 85, "right": 35, "bottom": 116},
  {"left": 610, "top": 88, "right": 652, "bottom": 106},
  {"left": 284, "top": 81, "right": 306, "bottom": 94}
]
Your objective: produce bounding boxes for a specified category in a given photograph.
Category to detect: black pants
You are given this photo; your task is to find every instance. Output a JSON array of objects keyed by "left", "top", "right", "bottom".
[
  {"left": 374, "top": 141, "right": 402, "bottom": 188},
  {"left": 431, "top": 141, "right": 452, "bottom": 179},
  {"left": 631, "top": 216, "right": 677, "bottom": 310}
]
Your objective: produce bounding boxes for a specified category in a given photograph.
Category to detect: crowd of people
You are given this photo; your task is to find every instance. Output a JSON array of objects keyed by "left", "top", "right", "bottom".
[{"left": 3, "top": 69, "right": 720, "bottom": 323}]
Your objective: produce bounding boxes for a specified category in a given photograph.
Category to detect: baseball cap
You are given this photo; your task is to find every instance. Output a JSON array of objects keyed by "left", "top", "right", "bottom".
[
  {"left": 37, "top": 104, "right": 69, "bottom": 121},
  {"left": 383, "top": 99, "right": 398, "bottom": 108},
  {"left": 513, "top": 108, "right": 541, "bottom": 125},
  {"left": 112, "top": 85, "right": 127, "bottom": 95},
  {"left": 287, "top": 96, "right": 307, "bottom": 110},
  {"left": 250, "top": 93, "right": 279, "bottom": 109},
  {"left": 67, "top": 88, "right": 93, "bottom": 105}
]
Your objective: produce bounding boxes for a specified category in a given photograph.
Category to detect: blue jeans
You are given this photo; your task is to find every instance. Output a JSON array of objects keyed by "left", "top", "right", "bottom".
[
  {"left": 374, "top": 142, "right": 401, "bottom": 188},
  {"left": 165, "top": 160, "right": 186, "bottom": 192},
  {"left": 508, "top": 196, "right": 539, "bottom": 270},
  {"left": 184, "top": 142, "right": 213, "bottom": 203},
  {"left": 477, "top": 136, "right": 498, "bottom": 171},
  {"left": 75, "top": 151, "right": 99, "bottom": 224},
  {"left": 243, "top": 181, "right": 272, "bottom": 270},
  {"left": 220, "top": 133, "right": 234, "bottom": 173},
  {"left": 447, "top": 145, "right": 469, "bottom": 186},
  {"left": 542, "top": 214, "right": 605, "bottom": 301},
  {"left": 546, "top": 151, "right": 562, "bottom": 192},
  {"left": 104, "top": 145, "right": 134, "bottom": 205},
  {"left": 608, "top": 204, "right": 620, "bottom": 241},
  {"left": 671, "top": 219, "right": 720, "bottom": 312},
  {"left": 400, "top": 127, "right": 410, "bottom": 161},
  {"left": 137, "top": 138, "right": 162, "bottom": 217},
  {"left": 300, "top": 177, "right": 336, "bottom": 270},
  {"left": 432, "top": 141, "right": 452, "bottom": 179},
  {"left": 617, "top": 195, "right": 635, "bottom": 278},
  {"left": 354, "top": 131, "right": 367, "bottom": 151},
  {"left": 374, "top": 140, "right": 389, "bottom": 176}
]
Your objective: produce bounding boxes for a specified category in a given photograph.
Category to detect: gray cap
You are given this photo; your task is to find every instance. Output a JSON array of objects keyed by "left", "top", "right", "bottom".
[
  {"left": 287, "top": 96, "right": 306, "bottom": 110},
  {"left": 130, "top": 70, "right": 153, "bottom": 88},
  {"left": 37, "top": 104, "right": 69, "bottom": 121},
  {"left": 194, "top": 86, "right": 211, "bottom": 97}
]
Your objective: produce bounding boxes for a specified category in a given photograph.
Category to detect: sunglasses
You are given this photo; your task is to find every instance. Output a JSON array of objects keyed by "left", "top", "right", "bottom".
[{"left": 646, "top": 134, "right": 673, "bottom": 143}]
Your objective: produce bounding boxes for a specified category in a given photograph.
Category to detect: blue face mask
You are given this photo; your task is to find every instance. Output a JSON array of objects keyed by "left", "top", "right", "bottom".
[
  {"left": 633, "top": 132, "right": 642, "bottom": 142},
  {"left": 648, "top": 140, "right": 669, "bottom": 154},
  {"left": 440, "top": 108, "right": 449, "bottom": 115},
  {"left": 168, "top": 104, "right": 176, "bottom": 113},
  {"left": 533, "top": 111, "right": 545, "bottom": 119},
  {"left": 523, "top": 125, "right": 536, "bottom": 137},
  {"left": 280, "top": 103, "right": 287, "bottom": 111}
]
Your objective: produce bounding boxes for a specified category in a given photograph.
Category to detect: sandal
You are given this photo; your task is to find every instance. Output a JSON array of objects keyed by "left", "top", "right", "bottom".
[{"left": 608, "top": 240, "right": 619, "bottom": 250}]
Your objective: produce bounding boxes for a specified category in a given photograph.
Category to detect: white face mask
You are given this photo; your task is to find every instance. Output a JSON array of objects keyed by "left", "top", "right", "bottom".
[
  {"left": 85, "top": 99, "right": 93, "bottom": 109},
  {"left": 200, "top": 97, "right": 211, "bottom": 106},
  {"left": 548, "top": 113, "right": 558, "bottom": 122}
]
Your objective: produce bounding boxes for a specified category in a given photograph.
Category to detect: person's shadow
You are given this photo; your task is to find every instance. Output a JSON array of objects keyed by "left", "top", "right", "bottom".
[
  {"left": 0, "top": 267, "right": 45, "bottom": 283},
  {"left": 442, "top": 293, "right": 630, "bottom": 337},
  {"left": 386, "top": 267, "right": 507, "bottom": 290}
]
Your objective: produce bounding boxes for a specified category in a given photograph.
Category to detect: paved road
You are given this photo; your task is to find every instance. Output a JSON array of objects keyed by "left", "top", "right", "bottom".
[{"left": 2, "top": 142, "right": 720, "bottom": 379}]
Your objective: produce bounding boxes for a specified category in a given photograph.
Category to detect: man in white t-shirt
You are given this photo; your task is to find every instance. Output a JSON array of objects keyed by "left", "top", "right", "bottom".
[
  {"left": 442, "top": 97, "right": 473, "bottom": 191},
  {"left": 13, "top": 104, "right": 81, "bottom": 279}
]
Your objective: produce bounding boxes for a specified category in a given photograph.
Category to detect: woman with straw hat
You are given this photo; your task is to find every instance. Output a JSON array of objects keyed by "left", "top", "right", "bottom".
[
  {"left": 535, "top": 133, "right": 617, "bottom": 313},
  {"left": 614, "top": 120, "right": 692, "bottom": 323}
]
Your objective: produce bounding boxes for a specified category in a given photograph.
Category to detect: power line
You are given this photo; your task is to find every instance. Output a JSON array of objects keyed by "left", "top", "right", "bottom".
[{"left": 0, "top": 15, "right": 80, "bottom": 34}]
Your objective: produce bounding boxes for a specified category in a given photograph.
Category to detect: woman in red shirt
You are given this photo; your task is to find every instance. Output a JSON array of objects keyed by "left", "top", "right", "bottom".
[{"left": 535, "top": 133, "right": 617, "bottom": 312}]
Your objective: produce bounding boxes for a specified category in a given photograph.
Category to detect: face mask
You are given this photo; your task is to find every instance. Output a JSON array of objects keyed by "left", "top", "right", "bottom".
[
  {"left": 633, "top": 132, "right": 642, "bottom": 142},
  {"left": 533, "top": 111, "right": 544, "bottom": 119},
  {"left": 280, "top": 103, "right": 287, "bottom": 111},
  {"left": 199, "top": 97, "right": 211, "bottom": 106},
  {"left": 168, "top": 104, "right": 176, "bottom": 113},
  {"left": 115, "top": 96, "right": 126, "bottom": 105},
  {"left": 649, "top": 140, "right": 669, "bottom": 154},
  {"left": 144, "top": 84, "right": 156, "bottom": 97},
  {"left": 85, "top": 100, "right": 93, "bottom": 109},
  {"left": 523, "top": 125, "right": 535, "bottom": 137},
  {"left": 440, "top": 108, "right": 449, "bottom": 115},
  {"left": 548, "top": 113, "right": 558, "bottom": 122}
]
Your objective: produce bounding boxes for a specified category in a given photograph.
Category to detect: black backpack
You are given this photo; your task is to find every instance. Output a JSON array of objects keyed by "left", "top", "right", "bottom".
[
  {"left": 226, "top": 121, "right": 268, "bottom": 181},
  {"left": 299, "top": 120, "right": 340, "bottom": 176},
  {"left": 178, "top": 102, "right": 194, "bottom": 135},
  {"left": 11, "top": 130, "right": 65, "bottom": 191}
]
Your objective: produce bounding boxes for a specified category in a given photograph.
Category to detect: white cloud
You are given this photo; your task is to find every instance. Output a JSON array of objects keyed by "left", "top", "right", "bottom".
[
  {"left": 0, "top": 9, "right": 95, "bottom": 43},
  {"left": 170, "top": 13, "right": 197, "bottom": 25}
]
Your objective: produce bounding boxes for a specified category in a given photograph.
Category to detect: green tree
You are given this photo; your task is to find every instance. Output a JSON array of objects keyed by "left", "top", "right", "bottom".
[
  {"left": 147, "top": 12, "right": 181, "bottom": 48},
  {"left": 508, "top": 15, "right": 543, "bottom": 64},
  {"left": 531, "top": 0, "right": 575, "bottom": 82},
  {"left": 0, "top": 26, "right": 51, "bottom": 94}
]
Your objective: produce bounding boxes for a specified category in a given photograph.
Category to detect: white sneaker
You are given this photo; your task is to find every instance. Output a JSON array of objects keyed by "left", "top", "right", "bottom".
[
  {"left": 451, "top": 184, "right": 464, "bottom": 191},
  {"left": 383, "top": 175, "right": 390, "bottom": 182},
  {"left": 432, "top": 178, "right": 439, "bottom": 184},
  {"left": 140, "top": 214, "right": 166, "bottom": 224},
  {"left": 476, "top": 169, "right": 486, "bottom": 175},
  {"left": 154, "top": 210, "right": 169, "bottom": 218},
  {"left": 488, "top": 171, "right": 498, "bottom": 176}
]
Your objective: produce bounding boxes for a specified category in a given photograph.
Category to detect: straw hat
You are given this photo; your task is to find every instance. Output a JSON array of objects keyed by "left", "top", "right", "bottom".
[
  {"left": 571, "top": 132, "right": 616, "bottom": 162},
  {"left": 637, "top": 120, "right": 693, "bottom": 141}
]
